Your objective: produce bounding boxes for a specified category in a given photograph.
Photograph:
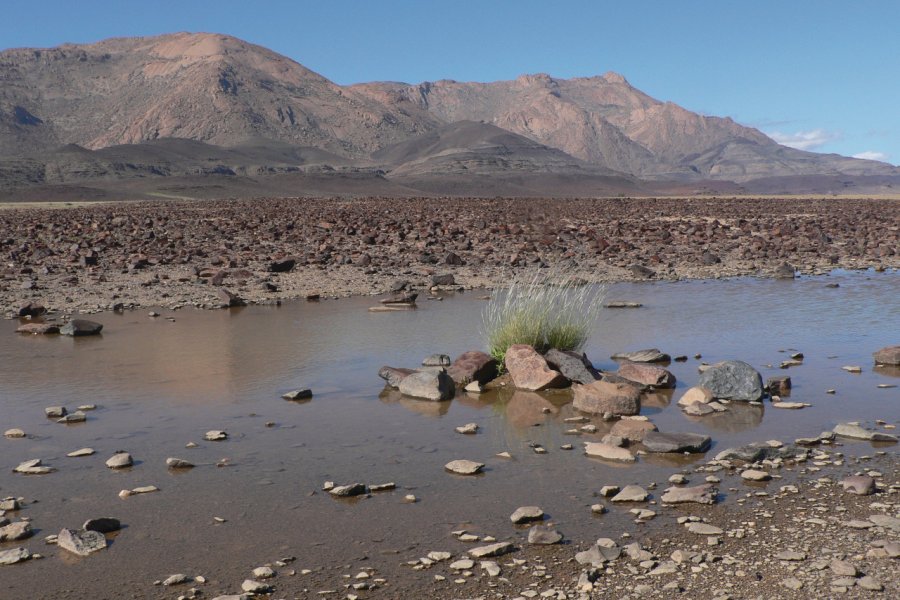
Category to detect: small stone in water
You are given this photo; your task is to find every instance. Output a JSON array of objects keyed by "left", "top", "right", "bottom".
[
  {"left": 166, "top": 458, "right": 195, "bottom": 469},
  {"left": 455, "top": 423, "right": 479, "bottom": 434},
  {"left": 204, "top": 430, "right": 227, "bottom": 441},
  {"left": 67, "top": 448, "right": 95, "bottom": 457}
]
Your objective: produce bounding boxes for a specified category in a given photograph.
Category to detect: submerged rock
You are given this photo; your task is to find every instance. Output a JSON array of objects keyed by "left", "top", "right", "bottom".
[
  {"left": 660, "top": 484, "right": 717, "bottom": 505},
  {"left": 610, "top": 485, "right": 649, "bottom": 502},
  {"left": 697, "top": 360, "right": 764, "bottom": 401},
  {"left": 642, "top": 431, "right": 711, "bottom": 453},
  {"left": 584, "top": 442, "right": 635, "bottom": 462}
]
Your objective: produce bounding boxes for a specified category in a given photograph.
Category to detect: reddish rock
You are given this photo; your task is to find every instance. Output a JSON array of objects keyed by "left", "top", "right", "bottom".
[
  {"left": 572, "top": 380, "right": 641, "bottom": 416},
  {"left": 504, "top": 345, "right": 568, "bottom": 391},
  {"left": 873, "top": 346, "right": 900, "bottom": 366},
  {"left": 610, "top": 418, "right": 658, "bottom": 442},
  {"left": 447, "top": 351, "right": 498, "bottom": 386},
  {"left": 16, "top": 323, "right": 60, "bottom": 335},
  {"left": 616, "top": 362, "right": 676, "bottom": 388}
]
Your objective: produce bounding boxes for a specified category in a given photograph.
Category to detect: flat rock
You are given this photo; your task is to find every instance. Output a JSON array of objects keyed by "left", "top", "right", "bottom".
[
  {"left": 686, "top": 522, "right": 723, "bottom": 535},
  {"left": 840, "top": 475, "right": 876, "bottom": 495},
  {"left": 398, "top": 369, "right": 455, "bottom": 401},
  {"left": 741, "top": 469, "right": 772, "bottom": 481},
  {"left": 833, "top": 422, "right": 897, "bottom": 442},
  {"left": 868, "top": 514, "right": 900, "bottom": 531},
  {"left": 67, "top": 447, "right": 95, "bottom": 457},
  {"left": 14, "top": 458, "right": 54, "bottom": 474},
  {"left": 697, "top": 360, "right": 764, "bottom": 401},
  {"left": 527, "top": 525, "right": 563, "bottom": 545},
  {"left": 604, "top": 301, "right": 642, "bottom": 308},
  {"left": 772, "top": 401, "right": 808, "bottom": 409},
  {"left": 0, "top": 547, "right": 32, "bottom": 565},
  {"left": 775, "top": 550, "right": 807, "bottom": 561},
  {"left": 660, "top": 484, "right": 717, "bottom": 504},
  {"left": 105, "top": 452, "right": 133, "bottom": 469},
  {"left": 610, "top": 348, "right": 670, "bottom": 363},
  {"left": 57, "top": 528, "right": 107, "bottom": 556},
  {"left": 544, "top": 348, "right": 601, "bottom": 384},
  {"left": 642, "top": 431, "right": 711, "bottom": 453},
  {"left": 611, "top": 485, "right": 649, "bottom": 502},
  {"left": 445, "top": 460, "right": 484, "bottom": 475},
  {"left": 584, "top": 442, "right": 635, "bottom": 462},
  {"left": 829, "top": 559, "right": 858, "bottom": 577},
  {"left": 468, "top": 542, "right": 514, "bottom": 558},
  {"left": 16, "top": 323, "right": 59, "bottom": 335},
  {"left": 446, "top": 351, "right": 498, "bottom": 386},
  {"left": 873, "top": 345, "right": 900, "bottom": 365},
  {"left": 683, "top": 402, "right": 715, "bottom": 416},
  {"left": 510, "top": 506, "right": 544, "bottom": 524},
  {"left": 328, "top": 483, "right": 367, "bottom": 497},
  {"left": 616, "top": 362, "right": 676, "bottom": 388},
  {"left": 572, "top": 379, "right": 641, "bottom": 416},
  {"left": 505, "top": 344, "right": 568, "bottom": 391},
  {"left": 57, "top": 411, "right": 87, "bottom": 423}
]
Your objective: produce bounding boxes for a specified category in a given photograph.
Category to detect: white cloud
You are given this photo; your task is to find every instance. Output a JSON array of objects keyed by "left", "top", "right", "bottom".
[
  {"left": 851, "top": 150, "right": 889, "bottom": 162},
  {"left": 767, "top": 129, "right": 840, "bottom": 151}
]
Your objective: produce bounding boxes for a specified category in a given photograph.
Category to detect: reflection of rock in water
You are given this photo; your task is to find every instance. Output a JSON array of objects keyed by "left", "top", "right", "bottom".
[
  {"left": 378, "top": 388, "right": 450, "bottom": 417},
  {"left": 874, "top": 365, "right": 900, "bottom": 379},
  {"left": 455, "top": 389, "right": 499, "bottom": 411},
  {"left": 684, "top": 402, "right": 764, "bottom": 433},
  {"left": 641, "top": 452, "right": 710, "bottom": 469},
  {"left": 642, "top": 390, "right": 673, "bottom": 408},
  {"left": 505, "top": 391, "right": 558, "bottom": 429}
]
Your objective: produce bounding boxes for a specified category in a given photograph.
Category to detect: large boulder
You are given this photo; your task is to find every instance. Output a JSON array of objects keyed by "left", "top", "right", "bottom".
[
  {"left": 60, "top": 319, "right": 103, "bottom": 336},
  {"left": 642, "top": 431, "right": 711, "bottom": 453},
  {"left": 504, "top": 345, "right": 568, "bottom": 391},
  {"left": 447, "top": 351, "right": 498, "bottom": 386},
  {"left": 697, "top": 360, "right": 764, "bottom": 401},
  {"left": 873, "top": 346, "right": 900, "bottom": 366},
  {"left": 572, "top": 380, "right": 641, "bottom": 416},
  {"left": 544, "top": 349, "right": 601, "bottom": 384},
  {"left": 616, "top": 363, "right": 676, "bottom": 389},
  {"left": 398, "top": 369, "right": 455, "bottom": 401}
]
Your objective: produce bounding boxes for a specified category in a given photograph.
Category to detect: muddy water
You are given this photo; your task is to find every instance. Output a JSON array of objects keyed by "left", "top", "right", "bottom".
[{"left": 1, "top": 271, "right": 898, "bottom": 599}]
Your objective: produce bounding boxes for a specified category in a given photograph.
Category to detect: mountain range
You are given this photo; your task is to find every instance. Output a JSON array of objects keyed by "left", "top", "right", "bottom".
[{"left": 1, "top": 32, "right": 897, "bottom": 200}]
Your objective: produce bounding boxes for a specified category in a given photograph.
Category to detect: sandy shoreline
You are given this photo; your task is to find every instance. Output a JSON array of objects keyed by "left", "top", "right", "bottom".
[{"left": 1, "top": 195, "right": 898, "bottom": 317}]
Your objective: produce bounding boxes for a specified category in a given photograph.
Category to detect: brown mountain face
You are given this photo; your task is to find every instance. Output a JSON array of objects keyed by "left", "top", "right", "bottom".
[{"left": 0, "top": 32, "right": 897, "bottom": 198}]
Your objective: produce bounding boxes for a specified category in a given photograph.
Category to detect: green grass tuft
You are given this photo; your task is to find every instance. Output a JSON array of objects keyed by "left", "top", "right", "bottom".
[{"left": 482, "top": 271, "right": 606, "bottom": 368}]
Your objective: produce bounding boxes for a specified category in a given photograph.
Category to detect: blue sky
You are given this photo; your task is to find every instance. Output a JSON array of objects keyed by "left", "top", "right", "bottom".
[{"left": 2, "top": 0, "right": 898, "bottom": 164}]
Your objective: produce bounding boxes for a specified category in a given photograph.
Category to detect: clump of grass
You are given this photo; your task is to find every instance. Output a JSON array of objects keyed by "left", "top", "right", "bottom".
[{"left": 482, "top": 271, "right": 607, "bottom": 367}]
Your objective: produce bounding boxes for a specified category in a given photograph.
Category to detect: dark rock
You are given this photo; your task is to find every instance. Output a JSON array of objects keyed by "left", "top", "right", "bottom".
[
  {"left": 269, "top": 258, "right": 296, "bottom": 273},
  {"left": 629, "top": 264, "right": 655, "bottom": 278},
  {"left": 775, "top": 262, "right": 796, "bottom": 279},
  {"left": 447, "top": 351, "right": 498, "bottom": 386},
  {"left": 431, "top": 273, "right": 455, "bottom": 286},
  {"left": 697, "top": 360, "right": 764, "bottom": 401},
  {"left": 701, "top": 251, "right": 721, "bottom": 265},
  {"left": 282, "top": 389, "right": 312, "bottom": 401},
  {"left": 642, "top": 431, "right": 711, "bottom": 453},
  {"left": 389, "top": 279, "right": 408, "bottom": 293},
  {"left": 328, "top": 483, "right": 367, "bottom": 497},
  {"left": 444, "top": 252, "right": 465, "bottom": 266},
  {"left": 216, "top": 288, "right": 245, "bottom": 308},
  {"left": 83, "top": 518, "right": 121, "bottom": 534},
  {"left": 715, "top": 444, "right": 808, "bottom": 463},
  {"left": 544, "top": 349, "right": 601, "bottom": 384},
  {"left": 60, "top": 319, "right": 103, "bottom": 336},
  {"left": 17, "top": 302, "right": 46, "bottom": 317},
  {"left": 379, "top": 366, "right": 417, "bottom": 388},
  {"left": 766, "top": 375, "right": 792, "bottom": 396}
]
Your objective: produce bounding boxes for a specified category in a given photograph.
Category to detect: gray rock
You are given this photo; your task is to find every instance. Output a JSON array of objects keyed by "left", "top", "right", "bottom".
[
  {"left": 45, "top": 406, "right": 67, "bottom": 418},
  {"left": 715, "top": 444, "right": 807, "bottom": 463},
  {"left": 0, "top": 521, "right": 33, "bottom": 542},
  {"left": 873, "top": 345, "right": 900, "bottom": 366},
  {"left": 544, "top": 349, "right": 601, "bottom": 384},
  {"left": 422, "top": 354, "right": 451, "bottom": 367},
  {"left": 686, "top": 522, "right": 723, "bottom": 535},
  {"left": 510, "top": 506, "right": 544, "bottom": 524},
  {"left": 611, "top": 485, "right": 649, "bottom": 502},
  {"left": 105, "top": 452, "right": 133, "bottom": 469},
  {"left": 610, "top": 348, "right": 670, "bottom": 363},
  {"left": 527, "top": 525, "right": 563, "bottom": 545},
  {"left": 660, "top": 484, "right": 717, "bottom": 505},
  {"left": 282, "top": 389, "right": 312, "bottom": 401},
  {"left": 60, "top": 319, "right": 104, "bottom": 336},
  {"left": 604, "top": 301, "right": 643, "bottom": 308},
  {"left": 0, "top": 547, "right": 31, "bottom": 565},
  {"left": 642, "top": 431, "right": 711, "bottom": 453},
  {"left": 774, "top": 262, "right": 796, "bottom": 279},
  {"left": 840, "top": 475, "right": 876, "bottom": 495},
  {"left": 83, "top": 518, "right": 121, "bottom": 534},
  {"left": 57, "top": 528, "right": 107, "bottom": 556},
  {"left": 468, "top": 541, "right": 514, "bottom": 558},
  {"left": 445, "top": 460, "right": 484, "bottom": 475},
  {"left": 398, "top": 369, "right": 454, "bottom": 401},
  {"left": 328, "top": 483, "right": 367, "bottom": 497},
  {"left": 378, "top": 366, "right": 417, "bottom": 389},
  {"left": 57, "top": 411, "right": 86, "bottom": 423},
  {"left": 166, "top": 457, "right": 195, "bottom": 469},
  {"left": 697, "top": 360, "right": 764, "bottom": 401},
  {"left": 829, "top": 559, "right": 858, "bottom": 577},
  {"left": 833, "top": 422, "right": 898, "bottom": 442}
]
